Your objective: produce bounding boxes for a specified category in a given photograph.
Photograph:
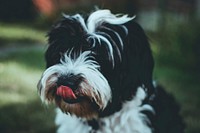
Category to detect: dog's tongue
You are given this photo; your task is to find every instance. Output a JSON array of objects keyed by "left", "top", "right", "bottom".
[{"left": 56, "top": 85, "right": 77, "bottom": 100}]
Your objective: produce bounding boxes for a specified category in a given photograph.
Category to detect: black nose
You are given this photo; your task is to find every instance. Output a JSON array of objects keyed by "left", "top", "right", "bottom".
[{"left": 57, "top": 75, "right": 82, "bottom": 90}]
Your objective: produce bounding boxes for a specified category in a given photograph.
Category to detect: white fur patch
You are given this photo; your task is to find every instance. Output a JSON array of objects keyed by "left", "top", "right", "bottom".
[
  {"left": 87, "top": 9, "right": 134, "bottom": 33},
  {"left": 39, "top": 51, "right": 111, "bottom": 109},
  {"left": 63, "top": 9, "right": 134, "bottom": 66},
  {"left": 55, "top": 109, "right": 91, "bottom": 133},
  {"left": 87, "top": 10, "right": 134, "bottom": 66},
  {"left": 55, "top": 87, "right": 153, "bottom": 133},
  {"left": 98, "top": 87, "right": 153, "bottom": 133}
]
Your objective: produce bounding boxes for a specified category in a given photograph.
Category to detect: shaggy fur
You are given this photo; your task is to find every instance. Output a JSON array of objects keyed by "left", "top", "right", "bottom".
[{"left": 38, "top": 9, "right": 184, "bottom": 133}]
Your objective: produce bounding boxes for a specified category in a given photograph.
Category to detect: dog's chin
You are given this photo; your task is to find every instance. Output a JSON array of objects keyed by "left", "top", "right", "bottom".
[
  {"left": 44, "top": 80, "right": 103, "bottom": 119},
  {"left": 55, "top": 97, "right": 99, "bottom": 119}
]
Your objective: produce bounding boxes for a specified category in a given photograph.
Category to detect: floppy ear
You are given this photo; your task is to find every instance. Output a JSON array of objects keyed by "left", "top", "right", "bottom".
[
  {"left": 139, "top": 42, "right": 155, "bottom": 95},
  {"left": 127, "top": 21, "right": 155, "bottom": 96}
]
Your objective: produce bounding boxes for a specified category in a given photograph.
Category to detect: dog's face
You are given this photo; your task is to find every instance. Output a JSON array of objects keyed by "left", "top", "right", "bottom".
[{"left": 37, "top": 10, "right": 154, "bottom": 119}]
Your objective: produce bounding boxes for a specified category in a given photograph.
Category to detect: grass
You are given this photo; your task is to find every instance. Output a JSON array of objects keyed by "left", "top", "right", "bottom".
[
  {"left": 0, "top": 23, "right": 46, "bottom": 45},
  {"left": 0, "top": 48, "right": 56, "bottom": 133}
]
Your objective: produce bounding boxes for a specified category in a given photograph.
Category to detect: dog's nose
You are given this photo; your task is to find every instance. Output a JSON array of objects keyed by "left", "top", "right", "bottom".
[{"left": 57, "top": 75, "right": 81, "bottom": 91}]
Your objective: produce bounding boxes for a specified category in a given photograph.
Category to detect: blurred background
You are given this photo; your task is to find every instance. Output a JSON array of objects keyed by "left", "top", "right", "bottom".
[{"left": 0, "top": 0, "right": 199, "bottom": 133}]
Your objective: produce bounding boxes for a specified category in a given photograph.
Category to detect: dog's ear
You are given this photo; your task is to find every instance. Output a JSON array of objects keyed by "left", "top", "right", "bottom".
[
  {"left": 139, "top": 43, "right": 155, "bottom": 95},
  {"left": 128, "top": 22, "right": 155, "bottom": 95}
]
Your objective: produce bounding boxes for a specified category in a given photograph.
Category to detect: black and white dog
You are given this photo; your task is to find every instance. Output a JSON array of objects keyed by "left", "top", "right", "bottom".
[{"left": 37, "top": 9, "right": 184, "bottom": 133}]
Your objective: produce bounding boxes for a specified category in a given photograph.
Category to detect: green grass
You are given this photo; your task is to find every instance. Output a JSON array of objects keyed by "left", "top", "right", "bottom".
[
  {"left": 0, "top": 48, "right": 56, "bottom": 133},
  {"left": 0, "top": 23, "right": 46, "bottom": 45}
]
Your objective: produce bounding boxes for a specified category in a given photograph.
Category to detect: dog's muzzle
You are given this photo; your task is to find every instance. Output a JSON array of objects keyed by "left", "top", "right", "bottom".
[
  {"left": 56, "top": 75, "right": 84, "bottom": 104},
  {"left": 37, "top": 51, "right": 111, "bottom": 119}
]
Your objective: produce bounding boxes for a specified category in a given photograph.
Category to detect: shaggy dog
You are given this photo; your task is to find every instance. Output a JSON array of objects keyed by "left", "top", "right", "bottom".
[{"left": 38, "top": 9, "right": 184, "bottom": 133}]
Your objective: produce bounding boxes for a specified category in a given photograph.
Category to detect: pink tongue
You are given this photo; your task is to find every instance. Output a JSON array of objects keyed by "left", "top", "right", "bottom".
[{"left": 56, "top": 85, "right": 77, "bottom": 100}]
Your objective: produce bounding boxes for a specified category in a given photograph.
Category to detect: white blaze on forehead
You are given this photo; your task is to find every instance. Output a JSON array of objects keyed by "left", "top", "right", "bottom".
[
  {"left": 63, "top": 9, "right": 135, "bottom": 67},
  {"left": 87, "top": 9, "right": 135, "bottom": 33},
  {"left": 39, "top": 51, "right": 112, "bottom": 108}
]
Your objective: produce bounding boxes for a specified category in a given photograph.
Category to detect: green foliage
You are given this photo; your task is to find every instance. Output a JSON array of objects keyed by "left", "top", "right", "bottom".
[
  {"left": 150, "top": 18, "right": 200, "bottom": 133},
  {"left": 154, "top": 65, "right": 200, "bottom": 133},
  {"left": 150, "top": 19, "right": 200, "bottom": 70}
]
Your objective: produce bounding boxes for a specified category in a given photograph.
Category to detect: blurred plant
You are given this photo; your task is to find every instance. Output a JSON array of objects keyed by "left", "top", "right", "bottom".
[
  {"left": 0, "top": 23, "right": 46, "bottom": 45},
  {"left": 151, "top": 17, "right": 200, "bottom": 71}
]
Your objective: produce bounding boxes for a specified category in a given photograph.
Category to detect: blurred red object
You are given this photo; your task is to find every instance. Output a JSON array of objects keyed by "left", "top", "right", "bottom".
[
  {"left": 33, "top": 0, "right": 81, "bottom": 16},
  {"left": 33, "top": 0, "right": 55, "bottom": 16}
]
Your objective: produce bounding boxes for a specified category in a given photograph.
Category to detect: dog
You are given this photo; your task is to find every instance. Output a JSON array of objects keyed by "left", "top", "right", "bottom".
[{"left": 37, "top": 9, "right": 184, "bottom": 133}]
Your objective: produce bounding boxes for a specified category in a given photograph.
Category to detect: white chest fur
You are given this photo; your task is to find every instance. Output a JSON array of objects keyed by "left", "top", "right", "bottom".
[{"left": 55, "top": 87, "right": 153, "bottom": 133}]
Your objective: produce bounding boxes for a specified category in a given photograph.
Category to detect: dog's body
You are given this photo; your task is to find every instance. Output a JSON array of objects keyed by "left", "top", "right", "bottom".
[{"left": 38, "top": 10, "right": 184, "bottom": 133}]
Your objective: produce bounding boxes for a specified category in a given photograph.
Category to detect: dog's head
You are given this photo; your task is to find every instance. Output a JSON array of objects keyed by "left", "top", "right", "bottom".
[{"left": 37, "top": 9, "right": 154, "bottom": 119}]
